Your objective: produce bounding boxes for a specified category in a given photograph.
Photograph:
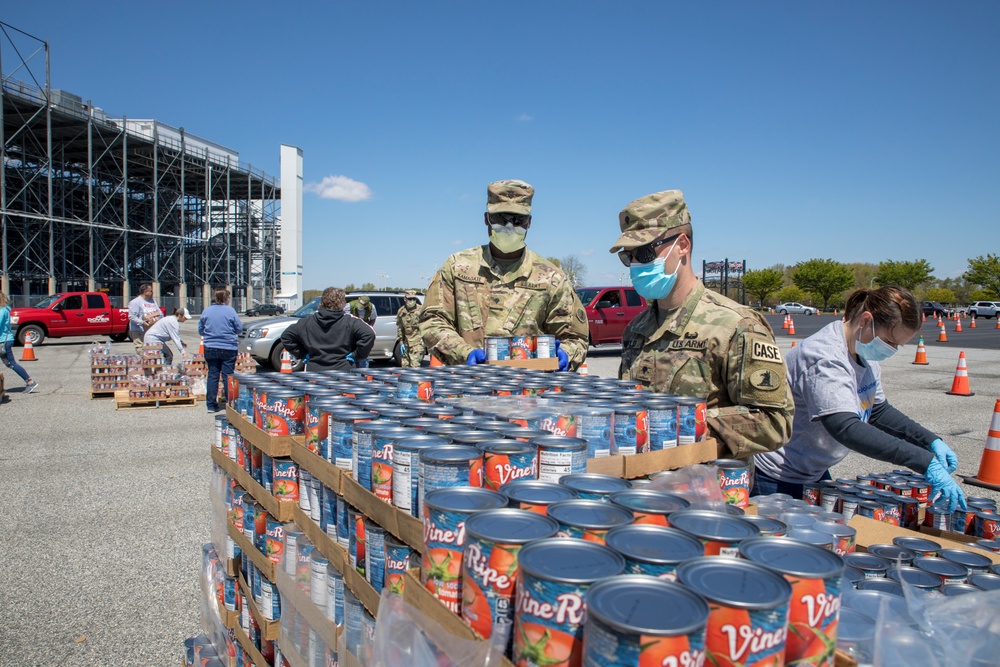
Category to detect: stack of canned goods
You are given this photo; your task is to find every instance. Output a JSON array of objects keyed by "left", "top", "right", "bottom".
[{"left": 801, "top": 469, "right": 930, "bottom": 529}]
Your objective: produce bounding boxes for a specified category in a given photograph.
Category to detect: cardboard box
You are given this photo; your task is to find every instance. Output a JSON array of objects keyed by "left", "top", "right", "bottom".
[
  {"left": 274, "top": 567, "right": 341, "bottom": 650},
  {"left": 340, "top": 473, "right": 424, "bottom": 554},
  {"left": 289, "top": 440, "right": 344, "bottom": 494},
  {"left": 586, "top": 438, "right": 718, "bottom": 479},
  {"left": 290, "top": 505, "right": 348, "bottom": 575},
  {"left": 342, "top": 556, "right": 382, "bottom": 618},
  {"left": 227, "top": 518, "right": 276, "bottom": 581},
  {"left": 849, "top": 515, "right": 1000, "bottom": 564},
  {"left": 211, "top": 446, "right": 297, "bottom": 522},
  {"left": 238, "top": 573, "right": 280, "bottom": 640},
  {"left": 488, "top": 358, "right": 559, "bottom": 370},
  {"left": 225, "top": 405, "right": 304, "bottom": 458},
  {"left": 231, "top": 621, "right": 269, "bottom": 667}
]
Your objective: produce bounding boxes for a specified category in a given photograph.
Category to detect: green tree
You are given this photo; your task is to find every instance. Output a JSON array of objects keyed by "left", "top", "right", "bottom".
[
  {"left": 935, "top": 277, "right": 974, "bottom": 304},
  {"left": 873, "top": 259, "right": 935, "bottom": 291},
  {"left": 303, "top": 289, "right": 323, "bottom": 302},
  {"left": 925, "top": 287, "right": 956, "bottom": 304},
  {"left": 775, "top": 285, "right": 809, "bottom": 304},
  {"left": 743, "top": 269, "right": 785, "bottom": 306},
  {"left": 970, "top": 288, "right": 998, "bottom": 301},
  {"left": 343, "top": 283, "right": 356, "bottom": 293},
  {"left": 792, "top": 259, "right": 855, "bottom": 311},
  {"left": 964, "top": 254, "right": 1000, "bottom": 297},
  {"left": 360, "top": 282, "right": 376, "bottom": 291}
]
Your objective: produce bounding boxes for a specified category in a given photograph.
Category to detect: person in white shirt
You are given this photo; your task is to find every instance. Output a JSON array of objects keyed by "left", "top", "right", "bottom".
[
  {"left": 127, "top": 284, "right": 162, "bottom": 354},
  {"left": 143, "top": 308, "right": 190, "bottom": 365}
]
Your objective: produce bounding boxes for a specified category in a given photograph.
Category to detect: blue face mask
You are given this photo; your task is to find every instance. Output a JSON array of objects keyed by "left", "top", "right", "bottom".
[
  {"left": 629, "top": 238, "right": 680, "bottom": 301},
  {"left": 856, "top": 319, "right": 897, "bottom": 362}
]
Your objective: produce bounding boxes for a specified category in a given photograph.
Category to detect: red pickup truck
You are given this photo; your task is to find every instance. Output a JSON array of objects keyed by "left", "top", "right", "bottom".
[
  {"left": 575, "top": 286, "right": 648, "bottom": 345},
  {"left": 11, "top": 292, "right": 134, "bottom": 345}
]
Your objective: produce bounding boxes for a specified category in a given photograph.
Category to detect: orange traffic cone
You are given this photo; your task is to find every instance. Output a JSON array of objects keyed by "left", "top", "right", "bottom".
[
  {"left": 20, "top": 338, "right": 37, "bottom": 362},
  {"left": 938, "top": 325, "right": 948, "bottom": 342},
  {"left": 946, "top": 351, "right": 974, "bottom": 396},
  {"left": 788, "top": 319, "right": 796, "bottom": 336},
  {"left": 578, "top": 362, "right": 589, "bottom": 376},
  {"left": 791, "top": 341, "right": 797, "bottom": 348},
  {"left": 782, "top": 315, "right": 789, "bottom": 330},
  {"left": 956, "top": 319, "right": 963, "bottom": 333},
  {"left": 912, "top": 337, "right": 929, "bottom": 365},
  {"left": 995, "top": 318, "right": 1000, "bottom": 329},
  {"left": 198, "top": 336, "right": 205, "bottom": 354},
  {"left": 429, "top": 354, "right": 444, "bottom": 367},
  {"left": 280, "top": 349, "right": 293, "bottom": 373},
  {"left": 961, "top": 399, "right": 1000, "bottom": 492},
  {"left": 970, "top": 317, "right": 977, "bottom": 329},
  {"left": 937, "top": 316, "right": 943, "bottom": 327}
]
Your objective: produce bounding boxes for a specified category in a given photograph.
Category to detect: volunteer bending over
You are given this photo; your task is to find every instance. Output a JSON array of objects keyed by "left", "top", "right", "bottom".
[{"left": 752, "top": 286, "right": 967, "bottom": 511}]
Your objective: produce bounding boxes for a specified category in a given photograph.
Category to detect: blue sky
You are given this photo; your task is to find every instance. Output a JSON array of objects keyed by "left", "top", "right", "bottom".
[{"left": 4, "top": 2, "right": 998, "bottom": 291}]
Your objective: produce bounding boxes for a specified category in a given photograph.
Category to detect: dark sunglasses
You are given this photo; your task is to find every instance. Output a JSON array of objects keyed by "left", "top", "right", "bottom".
[
  {"left": 488, "top": 212, "right": 531, "bottom": 228},
  {"left": 617, "top": 235, "right": 679, "bottom": 267}
]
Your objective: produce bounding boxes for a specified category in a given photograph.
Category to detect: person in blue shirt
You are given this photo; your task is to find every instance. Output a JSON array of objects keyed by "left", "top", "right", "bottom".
[
  {"left": 0, "top": 292, "right": 38, "bottom": 394},
  {"left": 198, "top": 289, "right": 244, "bottom": 413}
]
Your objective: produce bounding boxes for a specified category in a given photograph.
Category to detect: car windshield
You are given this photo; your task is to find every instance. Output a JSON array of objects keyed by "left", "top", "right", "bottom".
[
  {"left": 292, "top": 297, "right": 320, "bottom": 317},
  {"left": 576, "top": 289, "right": 601, "bottom": 306},
  {"left": 32, "top": 295, "right": 63, "bottom": 308}
]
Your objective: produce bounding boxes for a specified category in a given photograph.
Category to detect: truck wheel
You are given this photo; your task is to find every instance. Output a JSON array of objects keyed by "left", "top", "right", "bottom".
[
  {"left": 393, "top": 341, "right": 403, "bottom": 366},
  {"left": 17, "top": 325, "right": 45, "bottom": 346},
  {"left": 109, "top": 332, "right": 130, "bottom": 342},
  {"left": 269, "top": 342, "right": 304, "bottom": 372}
]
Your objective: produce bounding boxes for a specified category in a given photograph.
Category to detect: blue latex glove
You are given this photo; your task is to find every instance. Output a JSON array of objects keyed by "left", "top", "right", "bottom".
[
  {"left": 346, "top": 352, "right": 355, "bottom": 364},
  {"left": 466, "top": 348, "right": 486, "bottom": 365},
  {"left": 925, "top": 458, "right": 967, "bottom": 513},
  {"left": 930, "top": 438, "right": 959, "bottom": 473},
  {"left": 400, "top": 343, "right": 406, "bottom": 355},
  {"left": 554, "top": 339, "right": 570, "bottom": 372}
]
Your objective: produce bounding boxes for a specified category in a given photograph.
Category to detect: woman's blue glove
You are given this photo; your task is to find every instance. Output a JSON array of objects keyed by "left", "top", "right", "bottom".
[
  {"left": 930, "top": 438, "right": 959, "bottom": 473},
  {"left": 466, "top": 348, "right": 486, "bottom": 365},
  {"left": 554, "top": 339, "right": 570, "bottom": 372},
  {"left": 346, "top": 352, "right": 355, "bottom": 364},
  {"left": 925, "top": 458, "right": 967, "bottom": 513},
  {"left": 400, "top": 343, "right": 406, "bottom": 355}
]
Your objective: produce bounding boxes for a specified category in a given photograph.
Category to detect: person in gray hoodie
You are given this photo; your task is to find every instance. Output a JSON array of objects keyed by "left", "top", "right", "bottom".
[{"left": 280, "top": 288, "right": 375, "bottom": 372}]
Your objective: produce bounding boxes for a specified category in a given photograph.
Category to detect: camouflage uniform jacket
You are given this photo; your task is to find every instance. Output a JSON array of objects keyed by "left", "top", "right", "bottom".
[
  {"left": 396, "top": 304, "right": 425, "bottom": 366},
  {"left": 419, "top": 245, "right": 589, "bottom": 368},
  {"left": 618, "top": 282, "right": 794, "bottom": 459}
]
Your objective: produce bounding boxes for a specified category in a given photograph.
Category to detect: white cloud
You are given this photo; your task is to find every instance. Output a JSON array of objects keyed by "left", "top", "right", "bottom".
[
  {"left": 451, "top": 239, "right": 464, "bottom": 246},
  {"left": 304, "top": 175, "right": 373, "bottom": 202},
  {"left": 579, "top": 249, "right": 594, "bottom": 256},
  {"left": 516, "top": 113, "right": 533, "bottom": 122}
]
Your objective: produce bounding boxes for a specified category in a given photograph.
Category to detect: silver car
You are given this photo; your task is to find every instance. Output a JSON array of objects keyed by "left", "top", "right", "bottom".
[
  {"left": 240, "top": 291, "right": 422, "bottom": 370},
  {"left": 774, "top": 302, "right": 815, "bottom": 316}
]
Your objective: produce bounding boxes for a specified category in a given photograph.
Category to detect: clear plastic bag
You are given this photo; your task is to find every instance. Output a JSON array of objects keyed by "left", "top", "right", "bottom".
[
  {"left": 647, "top": 463, "right": 727, "bottom": 509},
  {"left": 370, "top": 591, "right": 507, "bottom": 667}
]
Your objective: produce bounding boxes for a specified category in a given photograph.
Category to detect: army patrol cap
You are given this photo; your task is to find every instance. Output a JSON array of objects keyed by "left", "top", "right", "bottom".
[
  {"left": 359, "top": 295, "right": 370, "bottom": 305},
  {"left": 405, "top": 290, "right": 418, "bottom": 298},
  {"left": 609, "top": 189, "right": 692, "bottom": 252},
  {"left": 487, "top": 180, "right": 533, "bottom": 215}
]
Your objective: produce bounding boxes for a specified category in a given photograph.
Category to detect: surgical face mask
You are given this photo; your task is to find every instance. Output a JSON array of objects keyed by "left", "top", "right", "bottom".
[
  {"left": 489, "top": 223, "right": 527, "bottom": 254},
  {"left": 405, "top": 299, "right": 417, "bottom": 310},
  {"left": 856, "top": 318, "right": 897, "bottom": 362},
  {"left": 629, "top": 238, "right": 680, "bottom": 300}
]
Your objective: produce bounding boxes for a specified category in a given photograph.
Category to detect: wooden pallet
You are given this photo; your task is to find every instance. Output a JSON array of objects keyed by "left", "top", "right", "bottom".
[
  {"left": 90, "top": 388, "right": 120, "bottom": 399},
  {"left": 113, "top": 389, "right": 197, "bottom": 410}
]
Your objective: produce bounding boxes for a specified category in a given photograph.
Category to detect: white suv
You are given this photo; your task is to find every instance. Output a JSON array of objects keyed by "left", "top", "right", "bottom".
[{"left": 967, "top": 301, "right": 1000, "bottom": 319}]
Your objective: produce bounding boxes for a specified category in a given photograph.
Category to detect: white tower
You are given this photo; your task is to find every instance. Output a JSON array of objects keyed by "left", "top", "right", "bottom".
[{"left": 278, "top": 144, "right": 304, "bottom": 309}]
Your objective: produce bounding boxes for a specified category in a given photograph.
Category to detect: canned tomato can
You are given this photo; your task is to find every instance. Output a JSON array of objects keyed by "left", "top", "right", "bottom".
[
  {"left": 675, "top": 397, "right": 707, "bottom": 444},
  {"left": 480, "top": 440, "right": 538, "bottom": 491},
  {"left": 344, "top": 587, "right": 363, "bottom": 658},
  {"left": 252, "top": 384, "right": 267, "bottom": 429},
  {"left": 397, "top": 372, "right": 434, "bottom": 402},
  {"left": 351, "top": 421, "right": 379, "bottom": 493},
  {"left": 813, "top": 520, "right": 856, "bottom": 556},
  {"left": 842, "top": 553, "right": 890, "bottom": 579},
  {"left": 667, "top": 509, "right": 760, "bottom": 557},
  {"left": 975, "top": 511, "right": 1000, "bottom": 540},
  {"left": 461, "top": 508, "right": 560, "bottom": 640},
  {"left": 907, "top": 480, "right": 930, "bottom": 507},
  {"left": 364, "top": 521, "right": 387, "bottom": 592},
  {"left": 818, "top": 488, "right": 841, "bottom": 514},
  {"left": 582, "top": 575, "right": 710, "bottom": 667},
  {"left": 242, "top": 498, "right": 258, "bottom": 543},
  {"left": 939, "top": 548, "right": 992, "bottom": 575},
  {"left": 892, "top": 535, "right": 941, "bottom": 557},
  {"left": 510, "top": 335, "right": 535, "bottom": 360},
  {"left": 271, "top": 458, "right": 299, "bottom": 502},
  {"left": 604, "top": 524, "right": 704, "bottom": 581},
  {"left": 923, "top": 504, "right": 952, "bottom": 530},
  {"left": 310, "top": 552, "right": 329, "bottom": 609},
  {"left": 264, "top": 516, "right": 285, "bottom": 564},
  {"left": 260, "top": 389, "right": 305, "bottom": 435},
  {"left": 608, "top": 490, "right": 689, "bottom": 526},
  {"left": 384, "top": 534, "right": 413, "bottom": 595},
  {"left": 422, "top": 487, "right": 508, "bottom": 613},
  {"left": 914, "top": 556, "right": 968, "bottom": 584},
  {"left": 514, "top": 538, "right": 626, "bottom": 667},
  {"left": 802, "top": 482, "right": 822, "bottom": 506},
  {"left": 326, "top": 408, "right": 372, "bottom": 470},
  {"left": 259, "top": 578, "right": 281, "bottom": 621},
  {"left": 713, "top": 459, "right": 750, "bottom": 508},
  {"left": 531, "top": 435, "right": 588, "bottom": 483},
  {"left": 676, "top": 557, "right": 792, "bottom": 667},
  {"left": 611, "top": 405, "right": 649, "bottom": 455},
  {"left": 528, "top": 411, "right": 578, "bottom": 438},
  {"left": 304, "top": 398, "right": 331, "bottom": 454},
  {"left": 742, "top": 515, "right": 789, "bottom": 537},
  {"left": 535, "top": 335, "right": 556, "bottom": 359},
  {"left": 259, "top": 450, "right": 272, "bottom": 491},
  {"left": 336, "top": 495, "right": 350, "bottom": 550},
  {"left": 486, "top": 337, "right": 511, "bottom": 361},
  {"left": 558, "top": 473, "right": 632, "bottom": 502},
  {"left": 740, "top": 537, "right": 844, "bottom": 667},
  {"left": 499, "top": 479, "right": 578, "bottom": 515},
  {"left": 573, "top": 408, "right": 615, "bottom": 458},
  {"left": 370, "top": 426, "right": 411, "bottom": 503},
  {"left": 866, "top": 544, "right": 915, "bottom": 566},
  {"left": 644, "top": 399, "right": 678, "bottom": 451},
  {"left": 857, "top": 500, "right": 884, "bottom": 522},
  {"left": 547, "top": 499, "right": 634, "bottom": 545},
  {"left": 976, "top": 539, "right": 1000, "bottom": 553},
  {"left": 348, "top": 507, "right": 366, "bottom": 577},
  {"left": 418, "top": 445, "right": 484, "bottom": 517},
  {"left": 392, "top": 435, "right": 450, "bottom": 517},
  {"left": 969, "top": 572, "right": 1000, "bottom": 590},
  {"left": 326, "top": 564, "right": 344, "bottom": 625}
]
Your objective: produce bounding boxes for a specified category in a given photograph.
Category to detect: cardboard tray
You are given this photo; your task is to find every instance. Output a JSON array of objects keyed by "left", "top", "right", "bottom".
[
  {"left": 274, "top": 567, "right": 341, "bottom": 650},
  {"left": 227, "top": 518, "right": 276, "bottom": 582},
  {"left": 226, "top": 405, "right": 304, "bottom": 458},
  {"left": 211, "top": 446, "right": 297, "bottom": 522},
  {"left": 289, "top": 441, "right": 345, "bottom": 495},
  {"left": 488, "top": 358, "right": 559, "bottom": 370},
  {"left": 238, "top": 573, "right": 280, "bottom": 641},
  {"left": 231, "top": 621, "right": 269, "bottom": 667},
  {"left": 850, "top": 515, "right": 1000, "bottom": 564},
  {"left": 340, "top": 473, "right": 424, "bottom": 555},
  {"left": 585, "top": 438, "right": 718, "bottom": 479}
]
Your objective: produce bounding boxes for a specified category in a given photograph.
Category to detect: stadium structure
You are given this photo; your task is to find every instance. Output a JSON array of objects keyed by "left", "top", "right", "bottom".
[{"left": 1, "top": 21, "right": 304, "bottom": 313}]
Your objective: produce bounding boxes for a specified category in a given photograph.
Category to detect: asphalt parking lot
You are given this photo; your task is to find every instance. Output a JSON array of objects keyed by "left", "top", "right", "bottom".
[{"left": 2, "top": 324, "right": 998, "bottom": 665}]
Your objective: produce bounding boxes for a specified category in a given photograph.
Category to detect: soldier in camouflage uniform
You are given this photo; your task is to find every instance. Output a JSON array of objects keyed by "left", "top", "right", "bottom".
[
  {"left": 396, "top": 290, "right": 425, "bottom": 367},
  {"left": 610, "top": 190, "right": 794, "bottom": 459},
  {"left": 419, "top": 180, "right": 589, "bottom": 370}
]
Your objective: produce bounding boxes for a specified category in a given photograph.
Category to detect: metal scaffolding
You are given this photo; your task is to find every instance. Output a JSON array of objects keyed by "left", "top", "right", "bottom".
[{"left": 1, "top": 21, "right": 281, "bottom": 312}]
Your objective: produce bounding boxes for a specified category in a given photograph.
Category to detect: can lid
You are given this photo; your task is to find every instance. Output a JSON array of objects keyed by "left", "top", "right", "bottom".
[
  {"left": 585, "top": 575, "right": 710, "bottom": 637},
  {"left": 494, "top": 426, "right": 549, "bottom": 439},
  {"left": 711, "top": 459, "right": 747, "bottom": 471},
  {"left": 892, "top": 536, "right": 941, "bottom": 553},
  {"left": 423, "top": 422, "right": 471, "bottom": 435},
  {"left": 604, "top": 525, "right": 705, "bottom": 564},
  {"left": 842, "top": 566, "right": 864, "bottom": 584},
  {"left": 419, "top": 445, "right": 482, "bottom": 465},
  {"left": 740, "top": 515, "right": 789, "bottom": 536},
  {"left": 517, "top": 538, "right": 625, "bottom": 583},
  {"left": 843, "top": 553, "right": 890, "bottom": 571},
  {"left": 370, "top": 426, "right": 415, "bottom": 440},
  {"left": 940, "top": 583, "right": 980, "bottom": 597},
  {"left": 739, "top": 537, "right": 845, "bottom": 579},
  {"left": 558, "top": 473, "right": 632, "bottom": 496},
  {"left": 394, "top": 434, "right": 452, "bottom": 451},
  {"left": 675, "top": 558, "right": 792, "bottom": 609},
  {"left": 667, "top": 509, "right": 760, "bottom": 541},
  {"left": 608, "top": 490, "right": 690, "bottom": 515},
  {"left": 464, "top": 508, "right": 560, "bottom": 544},
  {"left": 938, "top": 548, "right": 992, "bottom": 569},
  {"left": 328, "top": 408, "right": 373, "bottom": 421},
  {"left": 355, "top": 421, "right": 408, "bottom": 434},
  {"left": 529, "top": 434, "right": 588, "bottom": 450},
  {"left": 886, "top": 566, "right": 947, "bottom": 588},
  {"left": 812, "top": 521, "right": 857, "bottom": 539},
  {"left": 674, "top": 396, "right": 706, "bottom": 405},
  {"left": 375, "top": 407, "right": 423, "bottom": 420},
  {"left": 448, "top": 430, "right": 509, "bottom": 445},
  {"left": 914, "top": 556, "right": 969, "bottom": 578},
  {"left": 423, "top": 487, "right": 508, "bottom": 514},
  {"left": 499, "top": 479, "right": 578, "bottom": 505},
  {"left": 856, "top": 578, "right": 904, "bottom": 596},
  {"left": 968, "top": 572, "right": 1000, "bottom": 591},
  {"left": 866, "top": 544, "right": 915, "bottom": 563},
  {"left": 570, "top": 407, "right": 614, "bottom": 416},
  {"left": 548, "top": 499, "right": 634, "bottom": 529}
]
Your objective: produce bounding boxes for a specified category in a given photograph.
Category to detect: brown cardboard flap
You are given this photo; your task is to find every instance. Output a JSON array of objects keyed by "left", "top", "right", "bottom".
[
  {"left": 585, "top": 439, "right": 718, "bottom": 479},
  {"left": 211, "top": 446, "right": 297, "bottom": 522},
  {"left": 290, "top": 440, "right": 344, "bottom": 494},
  {"left": 238, "top": 573, "right": 280, "bottom": 640},
  {"left": 232, "top": 621, "right": 269, "bottom": 667},
  {"left": 397, "top": 512, "right": 424, "bottom": 554},
  {"left": 273, "top": 567, "right": 340, "bottom": 649},
  {"left": 835, "top": 649, "right": 859, "bottom": 667},
  {"left": 214, "top": 597, "right": 239, "bottom": 630},
  {"left": 586, "top": 455, "right": 625, "bottom": 476},
  {"left": 343, "top": 560, "right": 381, "bottom": 618},
  {"left": 291, "top": 505, "right": 348, "bottom": 575},
  {"left": 487, "top": 358, "right": 559, "bottom": 370},
  {"left": 341, "top": 472, "right": 424, "bottom": 554},
  {"left": 227, "top": 519, "right": 275, "bottom": 581},
  {"left": 226, "top": 405, "right": 304, "bottom": 457},
  {"left": 849, "top": 515, "right": 1000, "bottom": 564}
]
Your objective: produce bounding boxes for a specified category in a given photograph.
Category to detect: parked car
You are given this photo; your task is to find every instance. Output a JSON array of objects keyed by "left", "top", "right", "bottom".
[
  {"left": 774, "top": 302, "right": 815, "bottom": 316},
  {"left": 245, "top": 303, "right": 285, "bottom": 317},
  {"left": 966, "top": 301, "right": 1000, "bottom": 319},
  {"left": 240, "top": 291, "right": 421, "bottom": 370},
  {"left": 10, "top": 292, "right": 138, "bottom": 345},
  {"left": 921, "top": 301, "right": 953, "bottom": 318},
  {"left": 575, "top": 286, "right": 647, "bottom": 345}
]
